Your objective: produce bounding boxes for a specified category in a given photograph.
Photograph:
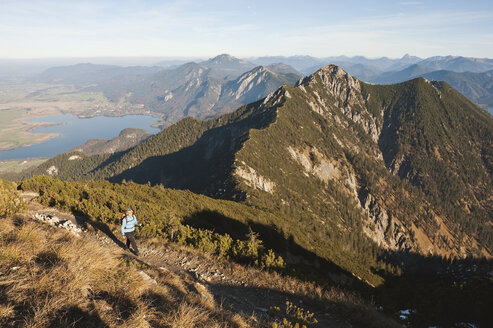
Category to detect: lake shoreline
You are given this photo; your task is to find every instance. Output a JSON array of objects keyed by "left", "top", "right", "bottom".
[
  {"left": 0, "top": 113, "right": 161, "bottom": 160},
  {"left": 0, "top": 108, "right": 163, "bottom": 151}
]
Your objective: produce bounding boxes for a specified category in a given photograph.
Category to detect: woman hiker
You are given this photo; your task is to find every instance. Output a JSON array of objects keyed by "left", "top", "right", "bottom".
[{"left": 121, "top": 208, "right": 141, "bottom": 256}]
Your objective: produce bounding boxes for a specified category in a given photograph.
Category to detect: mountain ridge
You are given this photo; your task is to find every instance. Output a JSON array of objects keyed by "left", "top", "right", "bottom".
[
  {"left": 69, "top": 127, "right": 151, "bottom": 155},
  {"left": 22, "top": 64, "right": 493, "bottom": 286},
  {"left": 370, "top": 66, "right": 493, "bottom": 108}
]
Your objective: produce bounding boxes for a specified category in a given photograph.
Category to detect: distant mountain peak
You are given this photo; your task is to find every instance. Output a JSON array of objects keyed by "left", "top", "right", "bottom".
[
  {"left": 207, "top": 54, "right": 248, "bottom": 64},
  {"left": 402, "top": 53, "right": 419, "bottom": 60},
  {"left": 401, "top": 54, "right": 415, "bottom": 60},
  {"left": 265, "top": 63, "right": 303, "bottom": 76},
  {"left": 214, "top": 53, "right": 235, "bottom": 60}
]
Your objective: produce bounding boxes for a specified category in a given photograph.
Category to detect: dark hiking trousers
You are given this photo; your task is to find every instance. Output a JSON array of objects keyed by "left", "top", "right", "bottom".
[{"left": 125, "top": 231, "right": 139, "bottom": 255}]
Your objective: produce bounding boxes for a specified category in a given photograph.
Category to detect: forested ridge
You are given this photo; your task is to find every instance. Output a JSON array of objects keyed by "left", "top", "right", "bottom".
[{"left": 9, "top": 66, "right": 493, "bottom": 285}]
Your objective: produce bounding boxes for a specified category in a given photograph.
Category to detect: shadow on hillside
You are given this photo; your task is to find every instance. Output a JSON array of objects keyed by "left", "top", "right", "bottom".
[
  {"left": 183, "top": 210, "right": 361, "bottom": 286},
  {"left": 183, "top": 210, "right": 250, "bottom": 240},
  {"left": 182, "top": 210, "right": 493, "bottom": 326},
  {"left": 48, "top": 306, "right": 107, "bottom": 328},
  {"left": 205, "top": 281, "right": 387, "bottom": 328},
  {"left": 372, "top": 249, "right": 493, "bottom": 327},
  {"left": 107, "top": 100, "right": 278, "bottom": 191},
  {"left": 90, "top": 150, "right": 127, "bottom": 174},
  {"left": 74, "top": 212, "right": 127, "bottom": 250},
  {"left": 108, "top": 131, "right": 235, "bottom": 193}
]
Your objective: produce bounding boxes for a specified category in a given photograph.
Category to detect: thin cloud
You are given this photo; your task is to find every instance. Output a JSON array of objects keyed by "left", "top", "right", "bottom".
[
  {"left": 0, "top": 1, "right": 492, "bottom": 58},
  {"left": 269, "top": 10, "right": 493, "bottom": 57}
]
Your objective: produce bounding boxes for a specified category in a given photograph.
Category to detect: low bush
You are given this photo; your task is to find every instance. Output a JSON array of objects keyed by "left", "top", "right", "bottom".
[{"left": 0, "top": 179, "right": 25, "bottom": 217}]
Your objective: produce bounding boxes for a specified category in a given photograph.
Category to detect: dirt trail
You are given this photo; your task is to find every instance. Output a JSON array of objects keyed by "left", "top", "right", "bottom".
[{"left": 21, "top": 192, "right": 354, "bottom": 328}]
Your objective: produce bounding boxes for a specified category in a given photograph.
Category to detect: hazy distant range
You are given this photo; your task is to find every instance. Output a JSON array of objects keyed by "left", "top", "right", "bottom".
[{"left": 2, "top": 53, "right": 493, "bottom": 116}]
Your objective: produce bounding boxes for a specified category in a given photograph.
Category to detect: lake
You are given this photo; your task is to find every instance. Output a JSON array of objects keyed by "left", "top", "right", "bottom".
[{"left": 0, "top": 114, "right": 160, "bottom": 160}]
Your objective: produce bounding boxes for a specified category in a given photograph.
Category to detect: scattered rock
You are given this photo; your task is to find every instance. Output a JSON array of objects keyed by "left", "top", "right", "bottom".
[
  {"left": 46, "top": 165, "right": 58, "bottom": 176},
  {"left": 138, "top": 271, "right": 157, "bottom": 284},
  {"left": 33, "top": 213, "right": 83, "bottom": 237}
]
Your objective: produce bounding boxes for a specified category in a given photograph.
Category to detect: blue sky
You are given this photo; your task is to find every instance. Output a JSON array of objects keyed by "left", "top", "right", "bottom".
[{"left": 0, "top": 0, "right": 492, "bottom": 59}]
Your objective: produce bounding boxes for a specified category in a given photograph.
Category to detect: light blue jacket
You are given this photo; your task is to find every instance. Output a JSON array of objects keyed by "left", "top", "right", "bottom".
[{"left": 121, "top": 214, "right": 139, "bottom": 236}]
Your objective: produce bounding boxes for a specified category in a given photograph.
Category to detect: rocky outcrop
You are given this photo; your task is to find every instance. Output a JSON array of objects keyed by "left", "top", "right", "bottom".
[
  {"left": 33, "top": 213, "right": 84, "bottom": 237},
  {"left": 358, "top": 191, "right": 411, "bottom": 251},
  {"left": 300, "top": 65, "right": 382, "bottom": 143},
  {"left": 235, "top": 163, "right": 275, "bottom": 193},
  {"left": 287, "top": 145, "right": 341, "bottom": 183},
  {"left": 46, "top": 165, "right": 58, "bottom": 176},
  {"left": 216, "top": 66, "right": 299, "bottom": 109},
  {"left": 316, "top": 65, "right": 364, "bottom": 109}
]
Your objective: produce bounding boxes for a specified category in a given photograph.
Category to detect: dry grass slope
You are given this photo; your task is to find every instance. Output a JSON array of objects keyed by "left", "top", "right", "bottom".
[
  {"left": 0, "top": 180, "right": 401, "bottom": 327},
  {"left": 0, "top": 216, "right": 258, "bottom": 328}
]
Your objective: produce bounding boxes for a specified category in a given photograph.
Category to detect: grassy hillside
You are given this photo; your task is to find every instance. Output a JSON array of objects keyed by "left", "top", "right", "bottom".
[
  {"left": 422, "top": 70, "right": 493, "bottom": 107},
  {"left": 0, "top": 215, "right": 263, "bottom": 327},
  {"left": 19, "top": 177, "right": 291, "bottom": 272},
  {"left": 1, "top": 178, "right": 405, "bottom": 328},
  {"left": 4, "top": 176, "right": 491, "bottom": 327}
]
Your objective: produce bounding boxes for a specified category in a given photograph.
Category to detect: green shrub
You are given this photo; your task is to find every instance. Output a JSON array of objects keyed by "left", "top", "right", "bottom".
[
  {"left": 19, "top": 176, "right": 285, "bottom": 271},
  {"left": 0, "top": 179, "right": 25, "bottom": 217},
  {"left": 270, "top": 301, "right": 318, "bottom": 328}
]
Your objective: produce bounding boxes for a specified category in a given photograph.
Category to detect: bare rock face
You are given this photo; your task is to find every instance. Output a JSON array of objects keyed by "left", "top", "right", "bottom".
[
  {"left": 235, "top": 163, "right": 275, "bottom": 194},
  {"left": 317, "top": 65, "right": 363, "bottom": 108},
  {"left": 232, "top": 67, "right": 270, "bottom": 99},
  {"left": 300, "top": 65, "right": 382, "bottom": 143},
  {"left": 287, "top": 145, "right": 341, "bottom": 183},
  {"left": 359, "top": 191, "right": 411, "bottom": 251},
  {"left": 46, "top": 166, "right": 58, "bottom": 176}
]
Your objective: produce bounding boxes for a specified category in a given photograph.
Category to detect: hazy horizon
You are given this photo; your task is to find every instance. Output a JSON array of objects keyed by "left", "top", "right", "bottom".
[{"left": 1, "top": 53, "right": 492, "bottom": 61}]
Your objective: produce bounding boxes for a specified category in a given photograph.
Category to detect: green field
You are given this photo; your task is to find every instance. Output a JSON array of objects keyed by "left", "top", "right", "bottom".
[
  {"left": 0, "top": 108, "right": 43, "bottom": 150},
  {"left": 0, "top": 83, "right": 108, "bottom": 103},
  {"left": 25, "top": 85, "right": 108, "bottom": 102},
  {"left": 0, "top": 108, "right": 25, "bottom": 130},
  {"left": 0, "top": 83, "right": 128, "bottom": 151},
  {"left": 0, "top": 158, "right": 47, "bottom": 174}
]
